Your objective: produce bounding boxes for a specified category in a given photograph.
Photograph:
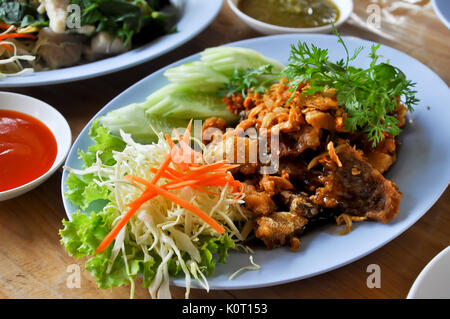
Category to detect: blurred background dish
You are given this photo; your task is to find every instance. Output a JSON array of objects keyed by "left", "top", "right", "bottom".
[
  {"left": 408, "top": 246, "right": 450, "bottom": 298},
  {"left": 0, "top": 92, "right": 71, "bottom": 201},
  {"left": 0, "top": 0, "right": 224, "bottom": 88},
  {"left": 227, "top": 0, "right": 353, "bottom": 34},
  {"left": 432, "top": 0, "right": 450, "bottom": 29}
]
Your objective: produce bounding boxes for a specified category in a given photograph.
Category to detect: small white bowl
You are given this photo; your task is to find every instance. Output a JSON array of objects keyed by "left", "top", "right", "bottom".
[
  {"left": 228, "top": 0, "right": 353, "bottom": 34},
  {"left": 407, "top": 246, "right": 450, "bottom": 299},
  {"left": 0, "top": 91, "right": 72, "bottom": 201}
]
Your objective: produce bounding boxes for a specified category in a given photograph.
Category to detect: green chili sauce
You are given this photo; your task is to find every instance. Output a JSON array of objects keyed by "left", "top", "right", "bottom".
[{"left": 237, "top": 0, "right": 340, "bottom": 28}]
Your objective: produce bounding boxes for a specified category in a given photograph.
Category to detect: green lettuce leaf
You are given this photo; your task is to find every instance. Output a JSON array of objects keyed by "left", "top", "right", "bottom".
[
  {"left": 61, "top": 120, "right": 238, "bottom": 292},
  {"left": 65, "top": 120, "right": 125, "bottom": 208},
  {"left": 78, "top": 118, "right": 126, "bottom": 168},
  {"left": 199, "top": 234, "right": 235, "bottom": 276},
  {"left": 60, "top": 209, "right": 115, "bottom": 258},
  {"left": 60, "top": 209, "right": 158, "bottom": 289}
]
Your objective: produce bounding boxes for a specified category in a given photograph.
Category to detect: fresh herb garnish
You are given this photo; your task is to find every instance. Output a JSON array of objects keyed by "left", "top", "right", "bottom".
[
  {"left": 218, "top": 64, "right": 279, "bottom": 98},
  {"left": 218, "top": 28, "right": 419, "bottom": 146},
  {"left": 282, "top": 27, "right": 419, "bottom": 146}
]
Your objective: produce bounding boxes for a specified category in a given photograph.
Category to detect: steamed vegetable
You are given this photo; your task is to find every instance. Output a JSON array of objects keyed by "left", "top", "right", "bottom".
[
  {"left": 101, "top": 46, "right": 284, "bottom": 143},
  {"left": 68, "top": 0, "right": 171, "bottom": 45}
]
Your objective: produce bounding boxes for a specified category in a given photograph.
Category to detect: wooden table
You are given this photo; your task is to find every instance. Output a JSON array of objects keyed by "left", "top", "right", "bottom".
[{"left": 1, "top": 0, "right": 449, "bottom": 299}]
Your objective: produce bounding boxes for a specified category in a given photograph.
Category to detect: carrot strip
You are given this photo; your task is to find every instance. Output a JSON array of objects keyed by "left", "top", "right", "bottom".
[
  {"left": 165, "top": 167, "right": 185, "bottom": 178},
  {"left": 172, "top": 125, "right": 203, "bottom": 165},
  {"left": 142, "top": 182, "right": 225, "bottom": 235},
  {"left": 0, "top": 43, "right": 13, "bottom": 52},
  {"left": 191, "top": 186, "right": 218, "bottom": 195},
  {"left": 96, "top": 192, "right": 157, "bottom": 253},
  {"left": 232, "top": 182, "right": 244, "bottom": 201},
  {"left": 164, "top": 179, "right": 201, "bottom": 190},
  {"left": 126, "top": 175, "right": 153, "bottom": 187},
  {"left": 183, "top": 119, "right": 193, "bottom": 144},
  {"left": 0, "top": 22, "right": 15, "bottom": 30},
  {"left": 165, "top": 134, "right": 176, "bottom": 149},
  {"left": 187, "top": 161, "right": 227, "bottom": 173},
  {"left": 0, "top": 33, "right": 37, "bottom": 40},
  {"left": 97, "top": 123, "right": 242, "bottom": 253},
  {"left": 149, "top": 168, "right": 180, "bottom": 181},
  {"left": 150, "top": 154, "right": 171, "bottom": 183},
  {"left": 96, "top": 157, "right": 171, "bottom": 253},
  {"left": 173, "top": 127, "right": 183, "bottom": 143}
]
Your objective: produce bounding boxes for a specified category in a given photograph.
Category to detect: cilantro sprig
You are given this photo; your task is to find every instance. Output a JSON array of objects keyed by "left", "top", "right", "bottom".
[
  {"left": 282, "top": 28, "right": 419, "bottom": 146},
  {"left": 218, "top": 28, "right": 419, "bottom": 147}
]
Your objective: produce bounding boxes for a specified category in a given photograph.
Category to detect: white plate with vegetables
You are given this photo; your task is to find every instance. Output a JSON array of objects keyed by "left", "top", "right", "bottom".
[
  {"left": 60, "top": 33, "right": 450, "bottom": 298},
  {"left": 0, "top": 0, "right": 223, "bottom": 87}
]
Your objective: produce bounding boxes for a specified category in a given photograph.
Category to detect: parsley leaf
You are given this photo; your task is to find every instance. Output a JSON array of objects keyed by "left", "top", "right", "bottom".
[
  {"left": 282, "top": 26, "right": 419, "bottom": 146},
  {"left": 216, "top": 27, "right": 418, "bottom": 146},
  {"left": 218, "top": 64, "right": 279, "bottom": 98}
]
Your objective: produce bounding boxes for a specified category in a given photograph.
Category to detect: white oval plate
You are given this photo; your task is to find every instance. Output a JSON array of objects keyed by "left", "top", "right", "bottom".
[
  {"left": 408, "top": 246, "right": 450, "bottom": 299},
  {"left": 62, "top": 34, "right": 450, "bottom": 290},
  {"left": 0, "top": 0, "right": 223, "bottom": 88},
  {"left": 1, "top": 91, "right": 71, "bottom": 201}
]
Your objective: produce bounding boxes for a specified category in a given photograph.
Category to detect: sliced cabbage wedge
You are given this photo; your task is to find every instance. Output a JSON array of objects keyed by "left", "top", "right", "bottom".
[
  {"left": 101, "top": 46, "right": 284, "bottom": 143},
  {"left": 201, "top": 46, "right": 284, "bottom": 77},
  {"left": 101, "top": 103, "right": 189, "bottom": 143}
]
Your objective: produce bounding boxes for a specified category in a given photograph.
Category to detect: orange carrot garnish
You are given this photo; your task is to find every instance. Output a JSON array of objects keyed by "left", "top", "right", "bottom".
[
  {"left": 137, "top": 181, "right": 225, "bottom": 235},
  {"left": 0, "top": 43, "right": 13, "bottom": 52},
  {"left": 96, "top": 121, "right": 241, "bottom": 253},
  {"left": 0, "top": 22, "right": 15, "bottom": 30},
  {"left": 0, "top": 33, "right": 37, "bottom": 40}
]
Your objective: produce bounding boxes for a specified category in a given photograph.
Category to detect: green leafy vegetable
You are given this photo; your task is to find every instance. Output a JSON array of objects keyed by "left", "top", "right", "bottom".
[
  {"left": 282, "top": 27, "right": 419, "bottom": 146},
  {"left": 61, "top": 121, "right": 239, "bottom": 296},
  {"left": 60, "top": 209, "right": 158, "bottom": 289},
  {"left": 144, "top": 85, "right": 239, "bottom": 121},
  {"left": 218, "top": 64, "right": 279, "bottom": 98},
  {"left": 65, "top": 119, "right": 125, "bottom": 209},
  {"left": 78, "top": 118, "right": 126, "bottom": 168},
  {"left": 100, "top": 102, "right": 190, "bottom": 143},
  {"left": 199, "top": 234, "right": 236, "bottom": 276},
  {"left": 164, "top": 61, "right": 229, "bottom": 92},
  {"left": 101, "top": 46, "right": 284, "bottom": 143},
  {"left": 0, "top": 0, "right": 48, "bottom": 27},
  {"left": 201, "top": 46, "right": 284, "bottom": 77},
  {"left": 69, "top": 0, "right": 171, "bottom": 45},
  {"left": 217, "top": 27, "right": 418, "bottom": 146}
]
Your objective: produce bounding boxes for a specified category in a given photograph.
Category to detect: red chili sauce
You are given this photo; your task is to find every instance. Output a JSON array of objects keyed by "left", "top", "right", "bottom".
[{"left": 0, "top": 109, "right": 57, "bottom": 192}]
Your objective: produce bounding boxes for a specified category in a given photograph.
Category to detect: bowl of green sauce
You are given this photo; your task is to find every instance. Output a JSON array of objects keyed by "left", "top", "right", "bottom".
[{"left": 228, "top": 0, "right": 353, "bottom": 34}]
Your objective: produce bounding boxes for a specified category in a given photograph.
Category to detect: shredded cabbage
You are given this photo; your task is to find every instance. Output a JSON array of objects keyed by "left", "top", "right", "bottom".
[
  {"left": 0, "top": 41, "right": 35, "bottom": 77},
  {"left": 63, "top": 129, "right": 250, "bottom": 298}
]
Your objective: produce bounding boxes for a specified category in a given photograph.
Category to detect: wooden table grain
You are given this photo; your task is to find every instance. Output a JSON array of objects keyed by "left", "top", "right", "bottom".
[{"left": 1, "top": 0, "right": 449, "bottom": 299}]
